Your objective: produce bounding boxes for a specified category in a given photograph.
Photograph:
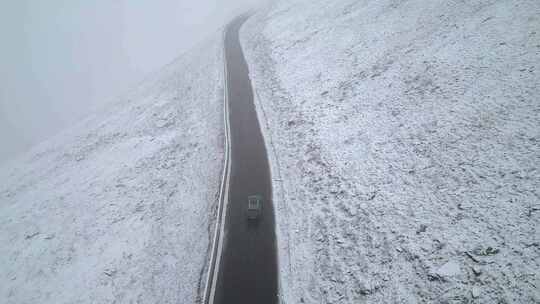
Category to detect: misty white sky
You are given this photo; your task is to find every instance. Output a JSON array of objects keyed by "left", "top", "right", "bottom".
[{"left": 0, "top": 0, "right": 261, "bottom": 163}]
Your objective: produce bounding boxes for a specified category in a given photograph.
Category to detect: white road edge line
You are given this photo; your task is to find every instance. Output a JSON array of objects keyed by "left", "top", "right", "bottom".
[{"left": 203, "top": 26, "right": 231, "bottom": 304}]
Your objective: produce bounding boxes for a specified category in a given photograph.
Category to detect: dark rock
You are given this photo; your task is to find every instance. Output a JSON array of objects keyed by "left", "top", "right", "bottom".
[{"left": 416, "top": 224, "right": 428, "bottom": 234}]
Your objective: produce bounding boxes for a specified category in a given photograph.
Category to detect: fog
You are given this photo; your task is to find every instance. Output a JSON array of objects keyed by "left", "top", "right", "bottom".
[{"left": 0, "top": 0, "right": 262, "bottom": 163}]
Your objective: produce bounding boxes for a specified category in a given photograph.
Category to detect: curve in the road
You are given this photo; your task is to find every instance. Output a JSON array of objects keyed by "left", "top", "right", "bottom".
[{"left": 206, "top": 14, "right": 278, "bottom": 304}]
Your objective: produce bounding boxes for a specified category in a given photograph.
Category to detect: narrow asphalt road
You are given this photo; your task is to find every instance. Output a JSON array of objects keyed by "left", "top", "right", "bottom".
[{"left": 213, "top": 15, "right": 278, "bottom": 304}]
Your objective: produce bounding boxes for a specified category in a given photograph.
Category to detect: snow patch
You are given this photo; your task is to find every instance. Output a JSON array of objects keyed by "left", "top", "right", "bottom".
[
  {"left": 0, "top": 34, "right": 225, "bottom": 303},
  {"left": 242, "top": 0, "right": 540, "bottom": 303}
]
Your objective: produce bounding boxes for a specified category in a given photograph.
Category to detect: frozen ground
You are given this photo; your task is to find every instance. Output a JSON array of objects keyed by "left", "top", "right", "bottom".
[
  {"left": 241, "top": 0, "right": 539, "bottom": 303},
  {"left": 0, "top": 35, "right": 224, "bottom": 303}
]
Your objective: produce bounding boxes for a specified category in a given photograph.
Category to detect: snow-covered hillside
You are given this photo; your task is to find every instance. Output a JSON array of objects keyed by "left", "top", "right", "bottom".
[
  {"left": 0, "top": 36, "right": 224, "bottom": 303},
  {"left": 241, "top": 0, "right": 539, "bottom": 303}
]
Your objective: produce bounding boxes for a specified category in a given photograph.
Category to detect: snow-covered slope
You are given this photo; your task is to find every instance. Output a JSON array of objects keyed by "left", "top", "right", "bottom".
[
  {"left": 241, "top": 0, "right": 539, "bottom": 303},
  {"left": 0, "top": 36, "right": 224, "bottom": 303}
]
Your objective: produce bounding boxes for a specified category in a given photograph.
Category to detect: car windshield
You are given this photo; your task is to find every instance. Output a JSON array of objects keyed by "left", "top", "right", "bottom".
[{"left": 249, "top": 198, "right": 259, "bottom": 208}]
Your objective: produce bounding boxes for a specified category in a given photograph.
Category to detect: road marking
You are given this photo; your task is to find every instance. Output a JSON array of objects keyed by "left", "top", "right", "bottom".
[{"left": 203, "top": 26, "right": 232, "bottom": 304}]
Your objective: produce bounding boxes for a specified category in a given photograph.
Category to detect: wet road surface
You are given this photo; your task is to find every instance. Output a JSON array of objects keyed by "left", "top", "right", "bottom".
[{"left": 213, "top": 15, "right": 278, "bottom": 304}]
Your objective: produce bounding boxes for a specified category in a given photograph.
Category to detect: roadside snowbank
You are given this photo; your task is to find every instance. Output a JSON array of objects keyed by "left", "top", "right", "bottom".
[
  {"left": 241, "top": 0, "right": 539, "bottom": 303},
  {"left": 0, "top": 35, "right": 224, "bottom": 303}
]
